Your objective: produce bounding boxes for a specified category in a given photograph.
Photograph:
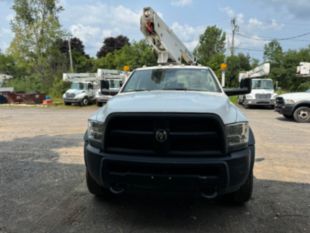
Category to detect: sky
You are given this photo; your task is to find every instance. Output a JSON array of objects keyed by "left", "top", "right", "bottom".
[{"left": 1, "top": 0, "right": 310, "bottom": 61}]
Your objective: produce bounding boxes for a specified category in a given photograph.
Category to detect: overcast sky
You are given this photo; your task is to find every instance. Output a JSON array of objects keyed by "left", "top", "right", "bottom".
[{"left": 1, "top": 0, "right": 310, "bottom": 61}]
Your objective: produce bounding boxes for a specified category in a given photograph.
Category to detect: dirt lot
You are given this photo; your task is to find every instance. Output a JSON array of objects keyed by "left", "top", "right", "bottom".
[{"left": 0, "top": 105, "right": 309, "bottom": 233}]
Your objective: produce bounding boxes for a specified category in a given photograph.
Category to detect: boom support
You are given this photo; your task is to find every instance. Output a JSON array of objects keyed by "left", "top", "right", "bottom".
[{"left": 140, "top": 7, "right": 196, "bottom": 65}]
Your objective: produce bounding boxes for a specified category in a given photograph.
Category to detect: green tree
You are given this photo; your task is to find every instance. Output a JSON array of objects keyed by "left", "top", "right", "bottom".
[
  {"left": 194, "top": 26, "right": 226, "bottom": 65},
  {"left": 95, "top": 40, "right": 156, "bottom": 71},
  {"left": 56, "top": 37, "right": 94, "bottom": 72},
  {"left": 225, "top": 53, "right": 251, "bottom": 87},
  {"left": 263, "top": 39, "right": 283, "bottom": 64},
  {"left": 8, "top": 0, "right": 65, "bottom": 94},
  {"left": 96, "top": 35, "right": 130, "bottom": 58}
]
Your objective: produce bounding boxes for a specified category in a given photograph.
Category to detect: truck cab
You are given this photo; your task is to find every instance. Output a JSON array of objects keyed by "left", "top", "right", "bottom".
[
  {"left": 239, "top": 78, "right": 277, "bottom": 108},
  {"left": 96, "top": 78, "right": 123, "bottom": 107},
  {"left": 63, "top": 81, "right": 96, "bottom": 106}
]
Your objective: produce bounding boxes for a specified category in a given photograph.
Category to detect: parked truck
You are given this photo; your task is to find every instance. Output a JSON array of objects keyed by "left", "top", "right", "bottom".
[
  {"left": 238, "top": 63, "right": 277, "bottom": 108},
  {"left": 62, "top": 73, "right": 98, "bottom": 106},
  {"left": 84, "top": 7, "right": 255, "bottom": 204},
  {"left": 96, "top": 69, "right": 127, "bottom": 107}
]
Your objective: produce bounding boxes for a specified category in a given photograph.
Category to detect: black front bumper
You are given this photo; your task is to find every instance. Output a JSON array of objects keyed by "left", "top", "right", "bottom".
[
  {"left": 84, "top": 144, "right": 255, "bottom": 195},
  {"left": 275, "top": 104, "right": 295, "bottom": 116}
]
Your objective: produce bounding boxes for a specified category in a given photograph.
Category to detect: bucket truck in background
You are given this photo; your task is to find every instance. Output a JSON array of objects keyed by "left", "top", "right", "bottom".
[{"left": 238, "top": 63, "right": 277, "bottom": 108}]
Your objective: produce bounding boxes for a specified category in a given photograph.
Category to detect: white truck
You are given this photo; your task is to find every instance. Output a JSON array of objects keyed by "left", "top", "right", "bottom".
[
  {"left": 84, "top": 7, "right": 255, "bottom": 204},
  {"left": 95, "top": 69, "right": 127, "bottom": 107},
  {"left": 238, "top": 63, "right": 277, "bottom": 108},
  {"left": 62, "top": 73, "right": 98, "bottom": 106},
  {"left": 275, "top": 63, "right": 310, "bottom": 122}
]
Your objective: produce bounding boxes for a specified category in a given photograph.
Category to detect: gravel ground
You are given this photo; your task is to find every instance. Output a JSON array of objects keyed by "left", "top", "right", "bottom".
[{"left": 0, "top": 105, "right": 309, "bottom": 233}]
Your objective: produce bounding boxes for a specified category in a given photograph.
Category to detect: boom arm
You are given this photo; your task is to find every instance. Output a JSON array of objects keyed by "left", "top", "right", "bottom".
[{"left": 140, "top": 7, "right": 196, "bottom": 65}]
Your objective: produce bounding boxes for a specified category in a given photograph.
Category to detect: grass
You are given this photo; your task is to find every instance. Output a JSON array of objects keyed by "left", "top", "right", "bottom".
[{"left": 229, "top": 96, "right": 238, "bottom": 104}]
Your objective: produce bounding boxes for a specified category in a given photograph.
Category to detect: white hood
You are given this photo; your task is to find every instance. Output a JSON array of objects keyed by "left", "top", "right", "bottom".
[
  {"left": 93, "top": 91, "right": 247, "bottom": 125},
  {"left": 279, "top": 92, "right": 310, "bottom": 102}
]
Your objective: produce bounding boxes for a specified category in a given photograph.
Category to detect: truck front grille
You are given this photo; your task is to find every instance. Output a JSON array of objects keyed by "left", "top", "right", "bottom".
[
  {"left": 104, "top": 113, "right": 225, "bottom": 157},
  {"left": 255, "top": 94, "right": 271, "bottom": 99}
]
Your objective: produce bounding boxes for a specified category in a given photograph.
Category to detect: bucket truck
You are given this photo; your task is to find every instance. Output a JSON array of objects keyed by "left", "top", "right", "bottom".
[{"left": 83, "top": 7, "right": 255, "bottom": 204}]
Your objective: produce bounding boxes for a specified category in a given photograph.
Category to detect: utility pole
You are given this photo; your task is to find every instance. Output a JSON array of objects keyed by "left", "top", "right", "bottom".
[
  {"left": 68, "top": 36, "right": 74, "bottom": 72},
  {"left": 231, "top": 17, "right": 239, "bottom": 56}
]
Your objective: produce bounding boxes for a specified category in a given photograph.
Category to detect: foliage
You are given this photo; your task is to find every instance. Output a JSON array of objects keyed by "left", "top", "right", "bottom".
[
  {"left": 8, "top": 0, "right": 66, "bottom": 96},
  {"left": 56, "top": 37, "right": 94, "bottom": 72},
  {"left": 194, "top": 26, "right": 226, "bottom": 65},
  {"left": 264, "top": 41, "right": 310, "bottom": 91},
  {"left": 95, "top": 40, "right": 157, "bottom": 71},
  {"left": 96, "top": 35, "right": 130, "bottom": 58}
]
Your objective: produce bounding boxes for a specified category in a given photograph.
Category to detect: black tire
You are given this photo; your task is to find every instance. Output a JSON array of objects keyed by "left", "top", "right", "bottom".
[
  {"left": 97, "top": 101, "right": 103, "bottom": 107},
  {"left": 64, "top": 102, "right": 71, "bottom": 106},
  {"left": 223, "top": 171, "right": 253, "bottom": 205},
  {"left": 293, "top": 106, "right": 310, "bottom": 123},
  {"left": 81, "top": 97, "right": 89, "bottom": 106},
  {"left": 86, "top": 170, "right": 113, "bottom": 198}
]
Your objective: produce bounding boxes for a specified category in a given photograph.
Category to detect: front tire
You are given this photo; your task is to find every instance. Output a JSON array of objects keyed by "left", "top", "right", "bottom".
[
  {"left": 223, "top": 171, "right": 253, "bottom": 205},
  {"left": 293, "top": 106, "right": 310, "bottom": 123},
  {"left": 81, "top": 97, "right": 89, "bottom": 106},
  {"left": 97, "top": 101, "right": 103, "bottom": 107},
  {"left": 86, "top": 170, "right": 114, "bottom": 198}
]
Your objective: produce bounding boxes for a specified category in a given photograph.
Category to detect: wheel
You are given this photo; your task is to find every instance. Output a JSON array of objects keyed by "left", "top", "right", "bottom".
[
  {"left": 81, "top": 97, "right": 89, "bottom": 106},
  {"left": 293, "top": 106, "right": 310, "bottom": 123},
  {"left": 86, "top": 170, "right": 114, "bottom": 198},
  {"left": 64, "top": 102, "right": 71, "bottom": 106},
  {"left": 223, "top": 171, "right": 253, "bottom": 205},
  {"left": 97, "top": 101, "right": 103, "bottom": 107},
  {"left": 283, "top": 114, "right": 293, "bottom": 119}
]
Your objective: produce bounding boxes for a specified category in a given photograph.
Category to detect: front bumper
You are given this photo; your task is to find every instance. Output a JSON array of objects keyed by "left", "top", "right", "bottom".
[
  {"left": 244, "top": 99, "right": 275, "bottom": 106},
  {"left": 96, "top": 95, "right": 112, "bottom": 104},
  {"left": 275, "top": 103, "right": 294, "bottom": 116},
  {"left": 84, "top": 144, "right": 255, "bottom": 195},
  {"left": 63, "top": 98, "right": 82, "bottom": 103}
]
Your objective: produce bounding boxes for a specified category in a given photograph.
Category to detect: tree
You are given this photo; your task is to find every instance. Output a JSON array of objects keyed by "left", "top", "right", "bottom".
[
  {"left": 225, "top": 53, "right": 251, "bottom": 87},
  {"left": 58, "top": 37, "right": 88, "bottom": 57},
  {"left": 8, "top": 0, "right": 65, "bottom": 94},
  {"left": 194, "top": 26, "right": 226, "bottom": 65},
  {"left": 263, "top": 39, "right": 283, "bottom": 64},
  {"left": 97, "top": 35, "right": 130, "bottom": 58},
  {"left": 95, "top": 40, "right": 156, "bottom": 70},
  {"left": 56, "top": 37, "right": 94, "bottom": 72}
]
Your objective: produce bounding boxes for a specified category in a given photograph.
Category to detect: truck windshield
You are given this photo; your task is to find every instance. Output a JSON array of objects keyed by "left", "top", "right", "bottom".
[
  {"left": 251, "top": 79, "right": 273, "bottom": 90},
  {"left": 108, "top": 79, "right": 123, "bottom": 89},
  {"left": 71, "top": 82, "right": 84, "bottom": 90},
  {"left": 122, "top": 68, "right": 221, "bottom": 93}
]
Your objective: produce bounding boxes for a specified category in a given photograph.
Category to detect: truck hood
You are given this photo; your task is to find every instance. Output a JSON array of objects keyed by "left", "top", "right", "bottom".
[
  {"left": 93, "top": 91, "right": 247, "bottom": 125},
  {"left": 66, "top": 89, "right": 85, "bottom": 95},
  {"left": 279, "top": 92, "right": 310, "bottom": 101}
]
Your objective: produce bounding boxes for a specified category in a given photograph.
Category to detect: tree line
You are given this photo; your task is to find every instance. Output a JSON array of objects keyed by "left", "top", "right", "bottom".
[{"left": 1, "top": 0, "right": 309, "bottom": 98}]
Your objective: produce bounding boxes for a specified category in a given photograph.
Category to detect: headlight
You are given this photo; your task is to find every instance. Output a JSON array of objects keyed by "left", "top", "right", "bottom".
[
  {"left": 87, "top": 120, "right": 105, "bottom": 147},
  {"left": 285, "top": 99, "right": 295, "bottom": 104},
  {"left": 226, "top": 122, "right": 249, "bottom": 151},
  {"left": 245, "top": 94, "right": 253, "bottom": 99},
  {"left": 271, "top": 94, "right": 277, "bottom": 99}
]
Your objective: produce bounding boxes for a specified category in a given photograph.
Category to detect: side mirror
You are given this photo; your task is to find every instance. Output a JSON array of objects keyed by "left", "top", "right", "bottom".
[{"left": 224, "top": 79, "right": 252, "bottom": 96}]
